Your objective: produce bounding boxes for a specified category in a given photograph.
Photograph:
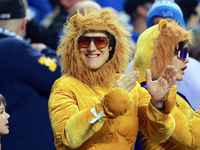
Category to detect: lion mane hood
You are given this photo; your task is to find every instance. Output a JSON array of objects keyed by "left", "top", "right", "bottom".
[
  {"left": 57, "top": 10, "right": 131, "bottom": 86},
  {"left": 132, "top": 20, "right": 192, "bottom": 83}
]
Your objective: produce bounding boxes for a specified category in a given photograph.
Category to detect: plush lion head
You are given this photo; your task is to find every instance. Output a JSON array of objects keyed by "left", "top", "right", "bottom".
[
  {"left": 132, "top": 20, "right": 192, "bottom": 83},
  {"left": 57, "top": 10, "right": 132, "bottom": 86}
]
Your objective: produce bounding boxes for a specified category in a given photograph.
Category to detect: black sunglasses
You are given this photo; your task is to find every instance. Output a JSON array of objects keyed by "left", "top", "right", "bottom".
[{"left": 174, "top": 41, "right": 189, "bottom": 60}]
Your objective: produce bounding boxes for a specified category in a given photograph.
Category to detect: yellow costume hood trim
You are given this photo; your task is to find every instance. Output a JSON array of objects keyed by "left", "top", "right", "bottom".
[
  {"left": 57, "top": 10, "right": 131, "bottom": 86},
  {"left": 132, "top": 20, "right": 192, "bottom": 83}
]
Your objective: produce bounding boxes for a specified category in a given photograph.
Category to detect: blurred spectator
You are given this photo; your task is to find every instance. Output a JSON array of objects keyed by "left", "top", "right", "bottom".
[
  {"left": 0, "top": 0, "right": 61, "bottom": 149},
  {"left": 94, "top": 0, "right": 132, "bottom": 34},
  {"left": 124, "top": 0, "right": 153, "bottom": 74},
  {"left": 175, "top": 0, "right": 198, "bottom": 23},
  {"left": 174, "top": 0, "right": 200, "bottom": 30},
  {"left": 124, "top": 0, "right": 154, "bottom": 43},
  {"left": 126, "top": 0, "right": 200, "bottom": 111},
  {"left": 0, "top": 94, "right": 10, "bottom": 149},
  {"left": 188, "top": 28, "right": 200, "bottom": 61},
  {"left": 94, "top": 0, "right": 126, "bottom": 12},
  {"left": 49, "top": 0, "right": 59, "bottom": 9},
  {"left": 26, "top": 0, "right": 86, "bottom": 49},
  {"left": 27, "top": 0, "right": 53, "bottom": 22},
  {"left": 57, "top": 0, "right": 102, "bottom": 45},
  {"left": 146, "top": 0, "right": 185, "bottom": 28},
  {"left": 67, "top": 0, "right": 102, "bottom": 19}
]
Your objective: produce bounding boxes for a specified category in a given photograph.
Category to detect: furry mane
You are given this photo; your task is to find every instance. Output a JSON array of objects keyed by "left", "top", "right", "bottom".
[
  {"left": 132, "top": 20, "right": 192, "bottom": 83},
  {"left": 57, "top": 10, "right": 131, "bottom": 86},
  {"left": 151, "top": 21, "right": 191, "bottom": 80}
]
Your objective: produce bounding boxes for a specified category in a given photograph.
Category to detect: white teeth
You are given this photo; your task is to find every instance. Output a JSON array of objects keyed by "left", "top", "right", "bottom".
[{"left": 87, "top": 55, "right": 98, "bottom": 58}]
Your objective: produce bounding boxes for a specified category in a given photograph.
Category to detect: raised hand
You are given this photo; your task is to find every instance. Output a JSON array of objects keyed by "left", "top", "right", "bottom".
[
  {"left": 146, "top": 65, "right": 177, "bottom": 107},
  {"left": 113, "top": 71, "right": 140, "bottom": 92}
]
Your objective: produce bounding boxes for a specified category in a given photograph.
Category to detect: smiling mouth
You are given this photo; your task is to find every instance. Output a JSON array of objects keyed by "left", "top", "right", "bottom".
[{"left": 86, "top": 54, "right": 100, "bottom": 58}]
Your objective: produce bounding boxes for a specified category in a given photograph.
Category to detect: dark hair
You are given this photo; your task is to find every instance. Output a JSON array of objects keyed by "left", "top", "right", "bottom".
[
  {"left": 0, "top": 94, "right": 6, "bottom": 106},
  {"left": 106, "top": 32, "right": 116, "bottom": 60},
  {"left": 188, "top": 28, "right": 200, "bottom": 61},
  {"left": 124, "top": 0, "right": 154, "bottom": 21}
]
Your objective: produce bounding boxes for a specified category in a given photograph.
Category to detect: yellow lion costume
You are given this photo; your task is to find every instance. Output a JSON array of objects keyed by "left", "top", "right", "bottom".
[
  {"left": 48, "top": 11, "right": 177, "bottom": 150},
  {"left": 133, "top": 20, "right": 200, "bottom": 150}
]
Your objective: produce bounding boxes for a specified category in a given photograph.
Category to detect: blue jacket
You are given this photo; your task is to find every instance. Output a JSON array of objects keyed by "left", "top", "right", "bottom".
[{"left": 0, "top": 33, "right": 61, "bottom": 150}]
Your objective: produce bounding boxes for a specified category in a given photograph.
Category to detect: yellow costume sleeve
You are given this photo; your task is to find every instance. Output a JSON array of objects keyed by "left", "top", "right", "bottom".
[
  {"left": 49, "top": 84, "right": 133, "bottom": 149},
  {"left": 138, "top": 85, "right": 176, "bottom": 144},
  {"left": 49, "top": 86, "right": 99, "bottom": 149},
  {"left": 168, "top": 100, "right": 200, "bottom": 149},
  {"left": 95, "top": 87, "right": 133, "bottom": 118}
]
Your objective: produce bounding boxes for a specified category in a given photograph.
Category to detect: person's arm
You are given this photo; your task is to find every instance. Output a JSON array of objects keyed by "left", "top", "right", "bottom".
[
  {"left": 26, "top": 20, "right": 57, "bottom": 49},
  {"left": 167, "top": 100, "right": 200, "bottom": 149},
  {"left": 145, "top": 65, "right": 200, "bottom": 148},
  {"left": 138, "top": 85, "right": 176, "bottom": 143},
  {"left": 17, "top": 41, "right": 61, "bottom": 95},
  {"left": 49, "top": 71, "right": 140, "bottom": 149},
  {"left": 31, "top": 43, "right": 58, "bottom": 59},
  {"left": 48, "top": 83, "right": 134, "bottom": 149},
  {"left": 138, "top": 65, "right": 177, "bottom": 143},
  {"left": 41, "top": 47, "right": 58, "bottom": 58}
]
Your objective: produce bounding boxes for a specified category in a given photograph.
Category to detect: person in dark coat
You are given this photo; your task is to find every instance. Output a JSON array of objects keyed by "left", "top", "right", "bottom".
[{"left": 0, "top": 0, "right": 61, "bottom": 149}]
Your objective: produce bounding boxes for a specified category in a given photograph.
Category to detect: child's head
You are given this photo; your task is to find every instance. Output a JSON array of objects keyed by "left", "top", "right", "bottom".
[{"left": 0, "top": 94, "right": 10, "bottom": 135}]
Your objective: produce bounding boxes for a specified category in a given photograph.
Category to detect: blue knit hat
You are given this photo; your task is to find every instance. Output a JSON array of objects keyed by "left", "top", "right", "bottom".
[{"left": 146, "top": 0, "right": 185, "bottom": 28}]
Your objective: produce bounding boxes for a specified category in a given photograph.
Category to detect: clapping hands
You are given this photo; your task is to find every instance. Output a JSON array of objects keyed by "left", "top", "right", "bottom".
[
  {"left": 113, "top": 71, "right": 140, "bottom": 92},
  {"left": 146, "top": 65, "right": 177, "bottom": 107}
]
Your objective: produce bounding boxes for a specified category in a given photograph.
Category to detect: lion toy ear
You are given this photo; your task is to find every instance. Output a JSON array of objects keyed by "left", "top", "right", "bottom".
[{"left": 158, "top": 19, "right": 168, "bottom": 32}]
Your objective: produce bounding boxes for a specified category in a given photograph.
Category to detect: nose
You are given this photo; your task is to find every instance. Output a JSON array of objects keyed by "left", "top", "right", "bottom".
[
  {"left": 6, "top": 112, "right": 10, "bottom": 119},
  {"left": 184, "top": 57, "right": 189, "bottom": 63},
  {"left": 88, "top": 40, "right": 97, "bottom": 51}
]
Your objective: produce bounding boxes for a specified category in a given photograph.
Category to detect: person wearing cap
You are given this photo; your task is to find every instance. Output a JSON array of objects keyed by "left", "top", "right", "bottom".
[
  {"left": 131, "top": 1, "right": 200, "bottom": 150},
  {"left": 146, "top": 0, "right": 200, "bottom": 111},
  {"left": 48, "top": 9, "right": 180, "bottom": 150},
  {"left": 146, "top": 0, "right": 199, "bottom": 29},
  {"left": 132, "top": 18, "right": 200, "bottom": 149},
  {"left": 146, "top": 0, "right": 186, "bottom": 28},
  {"left": 126, "top": 0, "right": 200, "bottom": 112},
  {"left": 0, "top": 0, "right": 61, "bottom": 149}
]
